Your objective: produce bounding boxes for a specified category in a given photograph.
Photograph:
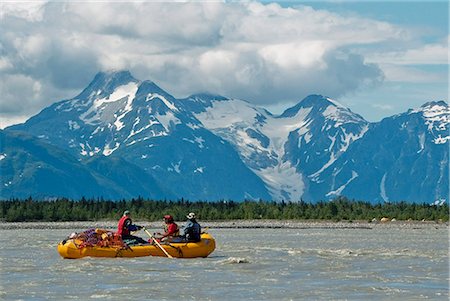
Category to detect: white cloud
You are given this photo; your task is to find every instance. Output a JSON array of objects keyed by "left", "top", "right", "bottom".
[
  {"left": 0, "top": 74, "right": 43, "bottom": 114},
  {"left": 371, "top": 103, "right": 394, "bottom": 111},
  {"left": 400, "top": 43, "right": 448, "bottom": 65},
  {"left": 0, "top": 1, "right": 46, "bottom": 22},
  {"left": 0, "top": 114, "right": 29, "bottom": 129},
  {"left": 0, "top": 1, "right": 445, "bottom": 127},
  {"left": 259, "top": 41, "right": 328, "bottom": 69},
  {"left": 0, "top": 57, "right": 13, "bottom": 71},
  {"left": 368, "top": 36, "right": 448, "bottom": 66},
  {"left": 380, "top": 64, "right": 444, "bottom": 83}
]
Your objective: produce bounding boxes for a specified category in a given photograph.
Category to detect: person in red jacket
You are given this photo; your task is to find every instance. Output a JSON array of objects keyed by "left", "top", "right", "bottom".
[
  {"left": 117, "top": 210, "right": 147, "bottom": 245},
  {"left": 156, "top": 215, "right": 180, "bottom": 242}
]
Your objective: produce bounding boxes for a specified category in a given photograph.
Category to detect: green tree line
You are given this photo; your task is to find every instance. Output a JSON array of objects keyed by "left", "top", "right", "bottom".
[{"left": 0, "top": 196, "right": 448, "bottom": 222}]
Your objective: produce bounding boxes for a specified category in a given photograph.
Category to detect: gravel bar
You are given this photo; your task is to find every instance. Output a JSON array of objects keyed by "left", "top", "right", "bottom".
[{"left": 0, "top": 220, "right": 447, "bottom": 230}]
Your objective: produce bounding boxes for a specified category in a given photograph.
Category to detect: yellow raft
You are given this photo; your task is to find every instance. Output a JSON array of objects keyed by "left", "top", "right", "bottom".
[{"left": 57, "top": 233, "right": 216, "bottom": 259}]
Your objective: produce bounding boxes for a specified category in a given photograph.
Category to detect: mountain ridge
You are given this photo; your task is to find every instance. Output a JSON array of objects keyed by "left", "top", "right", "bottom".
[{"left": 3, "top": 70, "right": 448, "bottom": 203}]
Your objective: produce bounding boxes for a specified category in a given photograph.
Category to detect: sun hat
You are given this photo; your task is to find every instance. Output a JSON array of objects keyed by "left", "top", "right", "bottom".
[{"left": 186, "top": 212, "right": 196, "bottom": 219}]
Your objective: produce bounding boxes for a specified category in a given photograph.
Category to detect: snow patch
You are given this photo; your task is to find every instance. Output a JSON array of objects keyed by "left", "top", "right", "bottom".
[
  {"left": 103, "top": 142, "right": 120, "bottom": 156},
  {"left": 322, "top": 102, "right": 365, "bottom": 126},
  {"left": 92, "top": 126, "right": 105, "bottom": 135},
  {"left": 254, "top": 161, "right": 304, "bottom": 202},
  {"left": 194, "top": 136, "right": 205, "bottom": 148},
  {"left": 186, "top": 122, "right": 201, "bottom": 130},
  {"left": 102, "top": 83, "right": 138, "bottom": 106},
  {"left": 264, "top": 107, "right": 312, "bottom": 153},
  {"left": 68, "top": 120, "right": 80, "bottom": 130},
  {"left": 417, "top": 133, "right": 425, "bottom": 153},
  {"left": 325, "top": 97, "right": 345, "bottom": 108},
  {"left": 326, "top": 171, "right": 358, "bottom": 198},
  {"left": 380, "top": 173, "right": 389, "bottom": 202},
  {"left": 182, "top": 138, "right": 195, "bottom": 144},
  {"left": 79, "top": 143, "right": 88, "bottom": 156},
  {"left": 194, "top": 167, "right": 205, "bottom": 173},
  {"left": 79, "top": 142, "right": 102, "bottom": 157},
  {"left": 323, "top": 106, "right": 339, "bottom": 124},
  {"left": 156, "top": 111, "right": 181, "bottom": 132},
  {"left": 113, "top": 85, "right": 139, "bottom": 131},
  {"left": 180, "top": 136, "right": 205, "bottom": 148},
  {"left": 146, "top": 93, "right": 178, "bottom": 112},
  {"left": 80, "top": 82, "right": 139, "bottom": 126},
  {"left": 125, "top": 118, "right": 160, "bottom": 142},
  {"left": 171, "top": 161, "right": 181, "bottom": 173},
  {"left": 434, "top": 135, "right": 450, "bottom": 144},
  {"left": 302, "top": 132, "right": 312, "bottom": 144},
  {"left": 310, "top": 152, "right": 337, "bottom": 181},
  {"left": 89, "top": 147, "right": 101, "bottom": 156},
  {"left": 339, "top": 125, "right": 368, "bottom": 153},
  {"left": 196, "top": 99, "right": 263, "bottom": 129},
  {"left": 412, "top": 102, "right": 450, "bottom": 144},
  {"left": 114, "top": 118, "right": 124, "bottom": 131}
]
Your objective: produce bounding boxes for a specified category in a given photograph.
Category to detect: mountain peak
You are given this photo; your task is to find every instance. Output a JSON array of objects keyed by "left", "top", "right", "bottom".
[
  {"left": 418, "top": 100, "right": 449, "bottom": 128},
  {"left": 91, "top": 70, "right": 138, "bottom": 87},
  {"left": 409, "top": 100, "right": 449, "bottom": 116},
  {"left": 280, "top": 94, "right": 343, "bottom": 118},
  {"left": 420, "top": 100, "right": 448, "bottom": 109},
  {"left": 188, "top": 93, "right": 229, "bottom": 102},
  {"left": 76, "top": 70, "right": 139, "bottom": 99}
]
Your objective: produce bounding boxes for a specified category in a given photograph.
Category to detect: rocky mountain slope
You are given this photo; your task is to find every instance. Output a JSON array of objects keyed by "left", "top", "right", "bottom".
[{"left": 3, "top": 71, "right": 448, "bottom": 203}]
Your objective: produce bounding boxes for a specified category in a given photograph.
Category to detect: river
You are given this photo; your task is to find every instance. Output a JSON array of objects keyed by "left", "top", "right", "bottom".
[{"left": 0, "top": 224, "right": 448, "bottom": 300}]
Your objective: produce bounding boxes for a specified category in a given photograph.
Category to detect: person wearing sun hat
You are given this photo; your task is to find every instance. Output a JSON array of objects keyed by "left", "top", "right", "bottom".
[{"left": 181, "top": 212, "right": 201, "bottom": 242}]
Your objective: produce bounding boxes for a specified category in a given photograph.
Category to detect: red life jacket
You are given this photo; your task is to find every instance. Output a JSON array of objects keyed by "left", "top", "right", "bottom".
[
  {"left": 164, "top": 222, "right": 179, "bottom": 236},
  {"left": 117, "top": 216, "right": 131, "bottom": 236}
]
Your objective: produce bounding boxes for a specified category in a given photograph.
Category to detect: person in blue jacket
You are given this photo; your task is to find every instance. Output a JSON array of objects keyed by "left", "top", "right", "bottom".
[{"left": 181, "top": 212, "right": 201, "bottom": 242}]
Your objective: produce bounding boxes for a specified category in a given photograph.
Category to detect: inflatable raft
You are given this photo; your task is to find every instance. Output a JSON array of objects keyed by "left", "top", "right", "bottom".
[{"left": 57, "top": 231, "right": 216, "bottom": 259}]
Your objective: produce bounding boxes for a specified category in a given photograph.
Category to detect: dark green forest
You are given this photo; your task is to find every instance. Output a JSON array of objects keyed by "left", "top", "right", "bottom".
[{"left": 0, "top": 197, "right": 448, "bottom": 222}]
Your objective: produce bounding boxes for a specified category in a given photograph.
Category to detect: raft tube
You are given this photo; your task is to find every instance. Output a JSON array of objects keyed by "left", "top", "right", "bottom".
[{"left": 57, "top": 233, "right": 216, "bottom": 259}]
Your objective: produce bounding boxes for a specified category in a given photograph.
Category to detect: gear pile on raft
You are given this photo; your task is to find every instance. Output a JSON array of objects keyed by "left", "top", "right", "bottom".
[{"left": 57, "top": 211, "right": 215, "bottom": 259}]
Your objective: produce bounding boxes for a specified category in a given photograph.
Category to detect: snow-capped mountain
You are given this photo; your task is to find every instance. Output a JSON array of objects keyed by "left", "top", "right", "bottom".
[
  {"left": 311, "top": 101, "right": 449, "bottom": 203},
  {"left": 16, "top": 71, "right": 187, "bottom": 158},
  {"left": 183, "top": 94, "right": 369, "bottom": 201},
  {"left": 0, "top": 129, "right": 169, "bottom": 199},
  {"left": 3, "top": 71, "right": 448, "bottom": 203},
  {"left": 7, "top": 71, "right": 271, "bottom": 200}
]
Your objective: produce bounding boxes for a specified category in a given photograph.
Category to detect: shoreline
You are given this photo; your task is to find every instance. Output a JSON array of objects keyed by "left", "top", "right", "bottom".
[{"left": 0, "top": 219, "right": 448, "bottom": 230}]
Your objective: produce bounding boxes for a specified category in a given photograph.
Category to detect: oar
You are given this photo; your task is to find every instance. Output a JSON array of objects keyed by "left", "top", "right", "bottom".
[{"left": 143, "top": 227, "right": 173, "bottom": 259}]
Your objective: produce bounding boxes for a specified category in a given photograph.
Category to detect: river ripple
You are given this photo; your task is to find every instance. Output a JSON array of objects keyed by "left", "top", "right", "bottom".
[{"left": 0, "top": 226, "right": 448, "bottom": 300}]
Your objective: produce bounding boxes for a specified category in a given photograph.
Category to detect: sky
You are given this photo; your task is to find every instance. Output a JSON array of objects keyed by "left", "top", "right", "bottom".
[{"left": 0, "top": 1, "right": 448, "bottom": 128}]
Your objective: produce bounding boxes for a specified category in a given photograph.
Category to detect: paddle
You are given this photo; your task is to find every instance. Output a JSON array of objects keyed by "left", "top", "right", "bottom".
[{"left": 143, "top": 227, "right": 173, "bottom": 259}]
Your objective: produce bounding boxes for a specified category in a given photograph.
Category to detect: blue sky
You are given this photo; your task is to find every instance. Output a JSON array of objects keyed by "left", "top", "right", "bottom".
[
  {"left": 283, "top": 1, "right": 448, "bottom": 120},
  {"left": 0, "top": 1, "right": 447, "bottom": 127}
]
